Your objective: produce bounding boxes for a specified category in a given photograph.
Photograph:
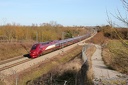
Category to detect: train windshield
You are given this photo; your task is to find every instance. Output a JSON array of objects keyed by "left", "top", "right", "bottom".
[
  {"left": 31, "top": 44, "right": 38, "bottom": 50},
  {"left": 42, "top": 41, "right": 50, "bottom": 45}
]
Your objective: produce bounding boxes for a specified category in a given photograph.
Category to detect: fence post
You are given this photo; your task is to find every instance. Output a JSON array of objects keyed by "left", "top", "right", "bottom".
[{"left": 82, "top": 45, "right": 88, "bottom": 63}]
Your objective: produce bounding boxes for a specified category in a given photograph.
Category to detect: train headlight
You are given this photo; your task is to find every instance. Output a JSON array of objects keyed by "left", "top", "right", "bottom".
[{"left": 33, "top": 51, "right": 37, "bottom": 54}]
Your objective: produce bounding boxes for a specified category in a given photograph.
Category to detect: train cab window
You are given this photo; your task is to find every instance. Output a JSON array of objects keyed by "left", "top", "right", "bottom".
[{"left": 31, "top": 44, "right": 38, "bottom": 50}]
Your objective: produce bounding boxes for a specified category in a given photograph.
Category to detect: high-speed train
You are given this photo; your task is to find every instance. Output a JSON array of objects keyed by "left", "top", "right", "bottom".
[{"left": 29, "top": 33, "right": 91, "bottom": 58}]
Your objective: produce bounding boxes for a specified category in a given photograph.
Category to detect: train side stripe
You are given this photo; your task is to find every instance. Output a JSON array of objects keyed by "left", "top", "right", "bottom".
[{"left": 45, "top": 44, "right": 56, "bottom": 50}]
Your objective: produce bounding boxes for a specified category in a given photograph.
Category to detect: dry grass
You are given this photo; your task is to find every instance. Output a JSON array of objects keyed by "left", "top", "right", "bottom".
[
  {"left": 86, "top": 31, "right": 107, "bottom": 45},
  {"left": 58, "top": 57, "right": 82, "bottom": 72},
  {"left": 0, "top": 42, "right": 34, "bottom": 61},
  {"left": 10, "top": 46, "right": 83, "bottom": 85},
  {"left": 86, "top": 45, "right": 96, "bottom": 83},
  {"left": 102, "top": 40, "right": 128, "bottom": 74},
  {"left": 27, "top": 55, "right": 82, "bottom": 85}
]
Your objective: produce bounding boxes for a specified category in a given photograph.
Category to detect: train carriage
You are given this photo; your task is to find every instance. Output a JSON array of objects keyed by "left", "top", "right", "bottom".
[{"left": 29, "top": 33, "right": 91, "bottom": 58}]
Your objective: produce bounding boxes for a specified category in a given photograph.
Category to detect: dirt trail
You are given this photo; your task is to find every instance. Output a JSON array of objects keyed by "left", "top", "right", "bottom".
[{"left": 91, "top": 45, "right": 123, "bottom": 79}]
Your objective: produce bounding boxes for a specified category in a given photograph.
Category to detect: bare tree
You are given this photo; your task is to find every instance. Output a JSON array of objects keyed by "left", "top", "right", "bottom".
[
  {"left": 107, "top": 0, "right": 128, "bottom": 27},
  {"left": 106, "top": 0, "right": 128, "bottom": 45}
]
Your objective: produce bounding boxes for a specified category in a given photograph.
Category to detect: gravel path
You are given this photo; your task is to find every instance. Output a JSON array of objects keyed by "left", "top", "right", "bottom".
[{"left": 92, "top": 45, "right": 124, "bottom": 79}]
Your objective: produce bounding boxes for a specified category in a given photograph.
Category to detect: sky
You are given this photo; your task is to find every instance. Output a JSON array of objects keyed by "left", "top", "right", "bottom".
[{"left": 0, "top": 0, "right": 126, "bottom": 26}]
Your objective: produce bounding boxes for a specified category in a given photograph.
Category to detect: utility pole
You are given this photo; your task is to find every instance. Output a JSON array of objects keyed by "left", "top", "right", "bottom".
[
  {"left": 36, "top": 31, "right": 38, "bottom": 42},
  {"left": 42, "top": 33, "right": 43, "bottom": 42},
  {"left": 62, "top": 32, "right": 64, "bottom": 40},
  {"left": 61, "top": 32, "right": 65, "bottom": 53}
]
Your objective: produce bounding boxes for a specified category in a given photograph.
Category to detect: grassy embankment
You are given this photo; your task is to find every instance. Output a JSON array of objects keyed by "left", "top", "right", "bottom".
[
  {"left": 86, "top": 45, "right": 96, "bottom": 84},
  {"left": 28, "top": 45, "right": 96, "bottom": 85},
  {"left": 0, "top": 42, "right": 34, "bottom": 61},
  {"left": 102, "top": 40, "right": 128, "bottom": 74},
  {"left": 27, "top": 51, "right": 83, "bottom": 85},
  {"left": 8, "top": 46, "right": 83, "bottom": 85}
]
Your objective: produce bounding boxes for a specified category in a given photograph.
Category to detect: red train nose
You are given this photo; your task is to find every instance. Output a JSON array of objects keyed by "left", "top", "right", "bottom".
[{"left": 30, "top": 51, "right": 38, "bottom": 58}]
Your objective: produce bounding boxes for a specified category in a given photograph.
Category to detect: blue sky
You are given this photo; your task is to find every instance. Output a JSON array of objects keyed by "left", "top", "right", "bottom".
[{"left": 0, "top": 0, "right": 125, "bottom": 26}]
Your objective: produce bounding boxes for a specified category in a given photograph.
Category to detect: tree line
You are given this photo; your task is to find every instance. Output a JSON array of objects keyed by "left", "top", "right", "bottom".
[
  {"left": 95, "top": 25, "right": 128, "bottom": 40},
  {"left": 0, "top": 23, "right": 87, "bottom": 42}
]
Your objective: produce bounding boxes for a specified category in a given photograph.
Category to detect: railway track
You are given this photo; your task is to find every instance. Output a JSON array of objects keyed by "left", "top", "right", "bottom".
[
  {"left": 0, "top": 51, "right": 60, "bottom": 72},
  {"left": 0, "top": 56, "right": 31, "bottom": 71},
  {"left": 0, "top": 56, "right": 23, "bottom": 65}
]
